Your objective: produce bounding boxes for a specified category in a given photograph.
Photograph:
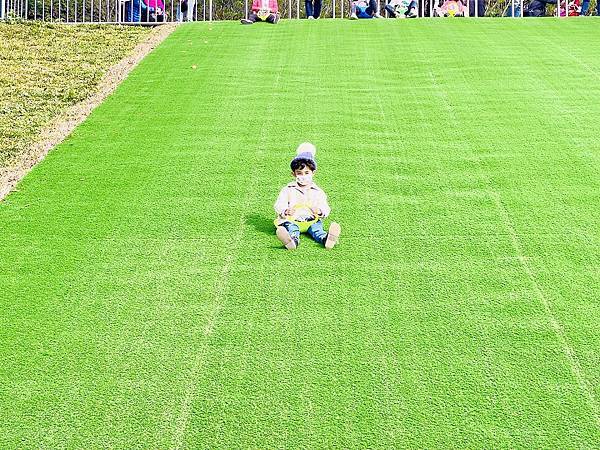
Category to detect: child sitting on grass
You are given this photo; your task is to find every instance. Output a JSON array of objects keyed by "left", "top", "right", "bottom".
[
  {"left": 240, "top": 0, "right": 280, "bottom": 23},
  {"left": 274, "top": 143, "right": 341, "bottom": 250}
]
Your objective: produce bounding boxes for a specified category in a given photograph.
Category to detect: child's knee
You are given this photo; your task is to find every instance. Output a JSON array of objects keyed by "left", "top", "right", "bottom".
[{"left": 282, "top": 222, "right": 300, "bottom": 236}]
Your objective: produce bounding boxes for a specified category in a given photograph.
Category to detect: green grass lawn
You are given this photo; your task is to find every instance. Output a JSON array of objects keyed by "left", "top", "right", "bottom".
[{"left": 1, "top": 19, "right": 600, "bottom": 447}]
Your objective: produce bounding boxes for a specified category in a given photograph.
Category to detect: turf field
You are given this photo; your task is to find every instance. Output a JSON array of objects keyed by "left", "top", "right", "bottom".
[{"left": 1, "top": 18, "right": 600, "bottom": 447}]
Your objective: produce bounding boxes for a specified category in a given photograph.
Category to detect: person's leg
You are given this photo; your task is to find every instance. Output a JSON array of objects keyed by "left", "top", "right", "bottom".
[
  {"left": 366, "top": 0, "right": 381, "bottom": 15},
  {"left": 307, "top": 221, "right": 328, "bottom": 246},
  {"left": 477, "top": 0, "right": 485, "bottom": 16},
  {"left": 266, "top": 12, "right": 279, "bottom": 22},
  {"left": 187, "top": 0, "right": 196, "bottom": 20},
  {"left": 276, "top": 222, "right": 300, "bottom": 249},
  {"left": 580, "top": 0, "right": 590, "bottom": 13},
  {"left": 406, "top": 0, "right": 417, "bottom": 15},
  {"left": 308, "top": 221, "right": 341, "bottom": 249},
  {"left": 384, "top": 4, "right": 397, "bottom": 16},
  {"left": 314, "top": 0, "right": 322, "bottom": 17},
  {"left": 596, "top": 0, "right": 600, "bottom": 15},
  {"left": 526, "top": 0, "right": 545, "bottom": 15},
  {"left": 305, "top": 0, "right": 314, "bottom": 16},
  {"left": 241, "top": 11, "right": 258, "bottom": 23},
  {"left": 350, "top": 0, "right": 359, "bottom": 17}
]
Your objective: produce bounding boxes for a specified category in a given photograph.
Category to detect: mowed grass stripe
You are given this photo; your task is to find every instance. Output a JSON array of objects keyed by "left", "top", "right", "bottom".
[
  {"left": 172, "top": 38, "right": 291, "bottom": 448},
  {"left": 1, "top": 19, "right": 600, "bottom": 447},
  {"left": 409, "top": 23, "right": 600, "bottom": 429}
]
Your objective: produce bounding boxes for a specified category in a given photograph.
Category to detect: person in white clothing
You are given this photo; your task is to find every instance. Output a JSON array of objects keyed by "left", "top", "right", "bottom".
[
  {"left": 274, "top": 143, "right": 341, "bottom": 250},
  {"left": 177, "top": 0, "right": 196, "bottom": 21}
]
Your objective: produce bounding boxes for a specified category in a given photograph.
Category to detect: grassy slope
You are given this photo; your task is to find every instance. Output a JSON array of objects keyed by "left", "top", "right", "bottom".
[
  {"left": 1, "top": 19, "right": 600, "bottom": 447},
  {"left": 0, "top": 22, "right": 152, "bottom": 168}
]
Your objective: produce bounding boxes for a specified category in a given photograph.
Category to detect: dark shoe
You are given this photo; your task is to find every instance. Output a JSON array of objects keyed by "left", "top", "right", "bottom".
[{"left": 240, "top": 18, "right": 253, "bottom": 24}]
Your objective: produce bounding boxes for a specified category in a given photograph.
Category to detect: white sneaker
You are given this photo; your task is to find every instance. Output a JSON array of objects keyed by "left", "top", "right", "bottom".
[
  {"left": 307, "top": 15, "right": 314, "bottom": 19},
  {"left": 350, "top": 12, "right": 358, "bottom": 19},
  {"left": 324, "top": 222, "right": 341, "bottom": 250},
  {"left": 374, "top": 12, "right": 384, "bottom": 18},
  {"left": 276, "top": 226, "right": 297, "bottom": 250}
]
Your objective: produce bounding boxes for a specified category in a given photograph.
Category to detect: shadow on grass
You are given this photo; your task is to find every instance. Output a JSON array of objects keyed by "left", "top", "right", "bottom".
[
  {"left": 245, "top": 213, "right": 274, "bottom": 236},
  {"left": 246, "top": 213, "right": 284, "bottom": 249}
]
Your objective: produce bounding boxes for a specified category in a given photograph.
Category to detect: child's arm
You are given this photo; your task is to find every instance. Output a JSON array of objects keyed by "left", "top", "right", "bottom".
[
  {"left": 315, "top": 191, "right": 331, "bottom": 218},
  {"left": 274, "top": 187, "right": 290, "bottom": 217}
]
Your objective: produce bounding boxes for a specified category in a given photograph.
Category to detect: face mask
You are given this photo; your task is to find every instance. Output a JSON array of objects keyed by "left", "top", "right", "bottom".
[{"left": 296, "top": 174, "right": 313, "bottom": 186}]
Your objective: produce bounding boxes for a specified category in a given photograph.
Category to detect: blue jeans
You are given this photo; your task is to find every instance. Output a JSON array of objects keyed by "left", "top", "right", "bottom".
[
  {"left": 281, "top": 220, "right": 328, "bottom": 246},
  {"left": 351, "top": 0, "right": 378, "bottom": 16},
  {"left": 580, "top": 0, "right": 600, "bottom": 14},
  {"left": 305, "top": 0, "right": 322, "bottom": 17}
]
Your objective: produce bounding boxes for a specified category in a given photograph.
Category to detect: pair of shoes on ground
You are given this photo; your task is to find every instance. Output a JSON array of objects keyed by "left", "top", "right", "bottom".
[
  {"left": 307, "top": 15, "right": 319, "bottom": 19},
  {"left": 276, "top": 223, "right": 341, "bottom": 250}
]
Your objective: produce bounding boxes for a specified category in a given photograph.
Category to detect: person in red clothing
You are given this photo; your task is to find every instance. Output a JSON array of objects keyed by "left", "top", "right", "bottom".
[{"left": 241, "top": 0, "right": 280, "bottom": 23}]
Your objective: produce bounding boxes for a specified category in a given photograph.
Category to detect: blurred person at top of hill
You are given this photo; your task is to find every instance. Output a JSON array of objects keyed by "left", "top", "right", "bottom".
[
  {"left": 526, "top": 0, "right": 556, "bottom": 15},
  {"left": 350, "top": 0, "right": 383, "bottom": 18},
  {"left": 384, "top": 0, "right": 418, "bottom": 17},
  {"left": 305, "top": 0, "right": 322, "bottom": 19},
  {"left": 241, "top": 0, "right": 280, "bottom": 23},
  {"left": 580, "top": 0, "right": 599, "bottom": 15}
]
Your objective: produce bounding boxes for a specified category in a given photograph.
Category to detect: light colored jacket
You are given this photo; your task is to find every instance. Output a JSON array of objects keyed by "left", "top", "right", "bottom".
[{"left": 274, "top": 181, "right": 331, "bottom": 225}]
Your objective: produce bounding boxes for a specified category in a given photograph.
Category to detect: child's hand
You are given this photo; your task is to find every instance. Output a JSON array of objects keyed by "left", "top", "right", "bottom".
[{"left": 284, "top": 208, "right": 296, "bottom": 217}]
